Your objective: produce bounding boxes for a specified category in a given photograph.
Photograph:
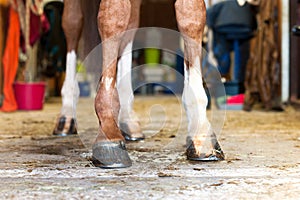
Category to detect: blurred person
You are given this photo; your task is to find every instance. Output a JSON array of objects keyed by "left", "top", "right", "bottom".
[{"left": 206, "top": 0, "right": 257, "bottom": 85}]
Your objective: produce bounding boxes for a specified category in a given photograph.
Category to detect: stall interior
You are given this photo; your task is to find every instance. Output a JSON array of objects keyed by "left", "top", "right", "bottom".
[{"left": 0, "top": 0, "right": 294, "bottom": 112}]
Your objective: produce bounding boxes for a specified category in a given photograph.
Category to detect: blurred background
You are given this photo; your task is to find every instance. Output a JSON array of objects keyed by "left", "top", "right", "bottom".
[{"left": 0, "top": 0, "right": 299, "bottom": 112}]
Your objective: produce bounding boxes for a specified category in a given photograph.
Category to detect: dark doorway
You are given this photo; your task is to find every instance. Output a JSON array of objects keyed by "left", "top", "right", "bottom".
[{"left": 290, "top": 0, "right": 300, "bottom": 101}]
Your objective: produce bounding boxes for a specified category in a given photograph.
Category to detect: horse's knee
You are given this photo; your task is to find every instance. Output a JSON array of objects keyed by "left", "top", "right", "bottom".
[
  {"left": 62, "top": 0, "right": 83, "bottom": 51},
  {"left": 62, "top": 13, "right": 83, "bottom": 34},
  {"left": 175, "top": 0, "right": 206, "bottom": 40},
  {"left": 97, "top": 0, "right": 131, "bottom": 39}
]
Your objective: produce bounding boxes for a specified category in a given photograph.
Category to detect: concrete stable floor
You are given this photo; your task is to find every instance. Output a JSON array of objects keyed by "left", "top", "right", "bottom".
[{"left": 0, "top": 96, "right": 299, "bottom": 199}]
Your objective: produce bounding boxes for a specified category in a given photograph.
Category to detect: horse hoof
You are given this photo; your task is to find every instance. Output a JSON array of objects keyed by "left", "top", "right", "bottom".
[
  {"left": 122, "top": 132, "right": 145, "bottom": 141},
  {"left": 92, "top": 140, "right": 132, "bottom": 168},
  {"left": 186, "top": 139, "right": 225, "bottom": 162},
  {"left": 119, "top": 122, "right": 145, "bottom": 141},
  {"left": 53, "top": 116, "right": 78, "bottom": 136}
]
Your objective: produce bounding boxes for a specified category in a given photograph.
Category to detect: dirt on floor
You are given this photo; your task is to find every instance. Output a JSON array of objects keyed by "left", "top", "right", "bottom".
[{"left": 0, "top": 96, "right": 299, "bottom": 199}]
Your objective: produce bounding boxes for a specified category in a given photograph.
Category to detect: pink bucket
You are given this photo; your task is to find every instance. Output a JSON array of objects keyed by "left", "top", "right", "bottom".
[{"left": 13, "top": 82, "right": 46, "bottom": 110}]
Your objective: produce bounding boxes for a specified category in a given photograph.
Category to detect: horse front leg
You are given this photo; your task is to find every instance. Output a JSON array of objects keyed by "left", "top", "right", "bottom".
[
  {"left": 53, "top": 0, "right": 83, "bottom": 136},
  {"left": 175, "top": 0, "right": 225, "bottom": 161},
  {"left": 117, "top": 0, "right": 144, "bottom": 141},
  {"left": 91, "top": 0, "right": 132, "bottom": 168}
]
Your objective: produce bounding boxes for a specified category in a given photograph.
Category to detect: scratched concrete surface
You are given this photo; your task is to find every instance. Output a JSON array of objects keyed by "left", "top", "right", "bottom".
[{"left": 0, "top": 96, "right": 299, "bottom": 199}]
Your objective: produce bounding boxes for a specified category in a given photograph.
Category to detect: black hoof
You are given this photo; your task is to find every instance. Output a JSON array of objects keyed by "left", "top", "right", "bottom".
[
  {"left": 119, "top": 123, "right": 145, "bottom": 142},
  {"left": 186, "top": 137, "right": 225, "bottom": 162},
  {"left": 92, "top": 141, "right": 132, "bottom": 169},
  {"left": 53, "top": 116, "right": 77, "bottom": 136},
  {"left": 122, "top": 131, "right": 145, "bottom": 142}
]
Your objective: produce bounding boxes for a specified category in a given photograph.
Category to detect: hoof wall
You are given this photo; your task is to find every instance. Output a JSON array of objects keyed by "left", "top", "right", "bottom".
[
  {"left": 53, "top": 116, "right": 77, "bottom": 136},
  {"left": 188, "top": 154, "right": 224, "bottom": 161},
  {"left": 92, "top": 141, "right": 132, "bottom": 169},
  {"left": 122, "top": 131, "right": 145, "bottom": 142},
  {"left": 186, "top": 140, "right": 225, "bottom": 162},
  {"left": 119, "top": 122, "right": 145, "bottom": 142}
]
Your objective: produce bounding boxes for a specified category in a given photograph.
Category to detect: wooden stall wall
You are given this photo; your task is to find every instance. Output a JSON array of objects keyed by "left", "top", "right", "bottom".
[{"left": 290, "top": 0, "right": 300, "bottom": 102}]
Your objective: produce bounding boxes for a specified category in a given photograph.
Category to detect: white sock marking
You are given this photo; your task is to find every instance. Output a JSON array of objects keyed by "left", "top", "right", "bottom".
[
  {"left": 117, "top": 42, "right": 138, "bottom": 123},
  {"left": 61, "top": 51, "right": 79, "bottom": 118},
  {"left": 182, "top": 56, "right": 211, "bottom": 141}
]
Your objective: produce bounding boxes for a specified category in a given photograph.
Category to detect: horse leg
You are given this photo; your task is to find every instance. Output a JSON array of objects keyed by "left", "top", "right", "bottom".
[
  {"left": 175, "top": 0, "right": 225, "bottom": 161},
  {"left": 117, "top": 0, "right": 144, "bottom": 141},
  {"left": 91, "top": 0, "right": 132, "bottom": 168},
  {"left": 53, "top": 0, "right": 83, "bottom": 136}
]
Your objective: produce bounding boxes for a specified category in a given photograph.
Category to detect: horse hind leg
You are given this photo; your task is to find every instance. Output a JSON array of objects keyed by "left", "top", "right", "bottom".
[
  {"left": 117, "top": 0, "right": 144, "bottom": 141},
  {"left": 53, "top": 0, "right": 83, "bottom": 136},
  {"left": 175, "top": 0, "right": 224, "bottom": 161}
]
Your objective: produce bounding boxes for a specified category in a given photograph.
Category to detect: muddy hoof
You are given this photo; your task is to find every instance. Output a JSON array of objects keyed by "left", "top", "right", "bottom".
[
  {"left": 119, "top": 123, "right": 145, "bottom": 141},
  {"left": 186, "top": 139, "right": 225, "bottom": 162},
  {"left": 92, "top": 141, "right": 132, "bottom": 169},
  {"left": 53, "top": 116, "right": 77, "bottom": 136}
]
